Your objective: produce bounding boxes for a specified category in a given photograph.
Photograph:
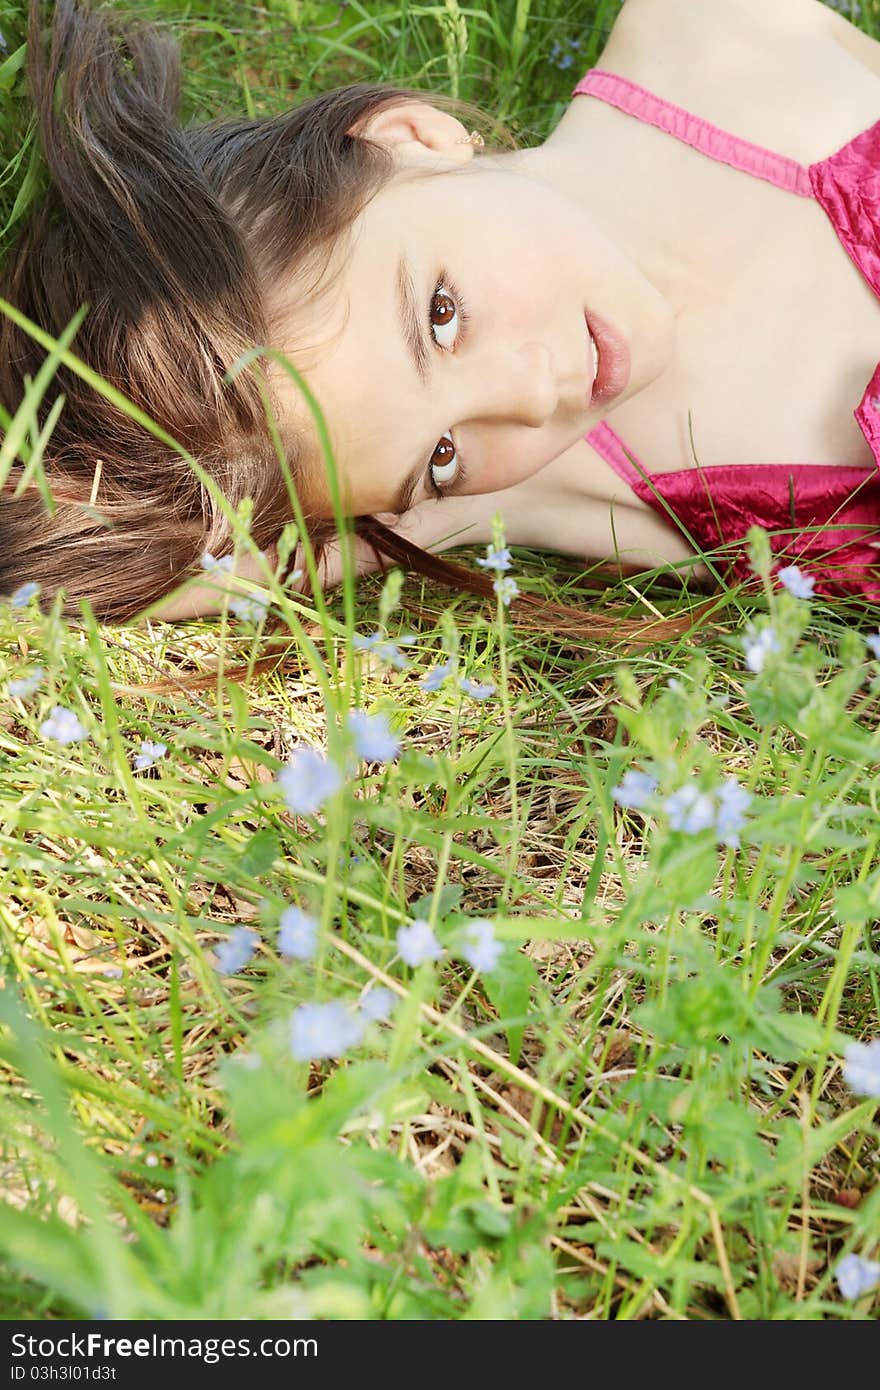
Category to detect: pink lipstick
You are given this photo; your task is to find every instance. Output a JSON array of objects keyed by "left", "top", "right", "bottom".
[{"left": 585, "top": 309, "right": 630, "bottom": 407}]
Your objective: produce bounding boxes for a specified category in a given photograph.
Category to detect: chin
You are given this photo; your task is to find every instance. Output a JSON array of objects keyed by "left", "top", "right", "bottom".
[{"left": 637, "top": 326, "right": 676, "bottom": 395}]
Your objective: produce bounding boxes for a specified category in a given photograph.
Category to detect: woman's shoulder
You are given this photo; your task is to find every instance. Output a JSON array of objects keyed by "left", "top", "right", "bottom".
[
  {"left": 608, "top": 0, "right": 836, "bottom": 51},
  {"left": 594, "top": 0, "right": 880, "bottom": 167}
]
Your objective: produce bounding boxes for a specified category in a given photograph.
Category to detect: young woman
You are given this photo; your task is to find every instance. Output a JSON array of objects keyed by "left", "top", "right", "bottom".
[{"left": 3, "top": 0, "right": 880, "bottom": 626}]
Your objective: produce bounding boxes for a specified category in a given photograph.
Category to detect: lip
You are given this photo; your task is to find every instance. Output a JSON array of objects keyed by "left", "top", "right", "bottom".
[{"left": 584, "top": 309, "right": 631, "bottom": 408}]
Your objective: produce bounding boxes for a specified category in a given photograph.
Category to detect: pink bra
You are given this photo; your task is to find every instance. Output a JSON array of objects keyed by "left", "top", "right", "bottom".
[{"left": 574, "top": 69, "right": 880, "bottom": 599}]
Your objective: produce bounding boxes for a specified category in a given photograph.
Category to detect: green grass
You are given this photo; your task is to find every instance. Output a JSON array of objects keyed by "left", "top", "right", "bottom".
[{"left": 0, "top": 0, "right": 879, "bottom": 1321}]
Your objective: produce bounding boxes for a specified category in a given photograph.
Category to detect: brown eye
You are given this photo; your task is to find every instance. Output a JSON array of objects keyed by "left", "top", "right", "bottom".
[
  {"left": 429, "top": 432, "right": 458, "bottom": 492},
  {"left": 429, "top": 286, "right": 459, "bottom": 349},
  {"left": 430, "top": 289, "right": 456, "bottom": 327},
  {"left": 424, "top": 278, "right": 468, "bottom": 495}
]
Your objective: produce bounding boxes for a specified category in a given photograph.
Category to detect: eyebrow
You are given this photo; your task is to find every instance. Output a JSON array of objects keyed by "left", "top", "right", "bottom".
[
  {"left": 396, "top": 252, "right": 431, "bottom": 388},
  {"left": 390, "top": 253, "right": 432, "bottom": 514},
  {"left": 391, "top": 464, "right": 423, "bottom": 516}
]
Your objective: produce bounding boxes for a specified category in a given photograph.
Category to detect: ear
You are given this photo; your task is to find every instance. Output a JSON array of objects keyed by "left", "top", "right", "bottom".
[{"left": 349, "top": 100, "right": 475, "bottom": 169}]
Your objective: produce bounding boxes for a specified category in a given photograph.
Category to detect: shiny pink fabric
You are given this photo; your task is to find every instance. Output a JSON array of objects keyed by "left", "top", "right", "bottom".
[{"left": 575, "top": 70, "right": 880, "bottom": 599}]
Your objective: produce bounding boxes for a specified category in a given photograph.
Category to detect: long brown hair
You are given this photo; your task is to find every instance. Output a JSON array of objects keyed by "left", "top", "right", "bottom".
[{"left": 0, "top": 0, "right": 713, "bottom": 693}]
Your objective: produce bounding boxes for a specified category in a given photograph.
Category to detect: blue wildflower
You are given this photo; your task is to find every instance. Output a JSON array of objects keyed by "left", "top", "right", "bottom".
[
  {"left": 214, "top": 926, "right": 258, "bottom": 975},
  {"left": 133, "top": 739, "right": 167, "bottom": 771},
  {"left": 612, "top": 769, "right": 658, "bottom": 810},
  {"left": 476, "top": 545, "right": 512, "bottom": 571},
  {"left": 278, "top": 905, "right": 319, "bottom": 961},
  {"left": 289, "top": 1000, "right": 364, "bottom": 1061},
  {"left": 493, "top": 575, "right": 520, "bottom": 607},
  {"left": 714, "top": 778, "right": 752, "bottom": 848},
  {"left": 397, "top": 918, "right": 443, "bottom": 967},
  {"left": 200, "top": 551, "right": 235, "bottom": 574},
  {"left": 458, "top": 676, "right": 496, "bottom": 700},
  {"left": 232, "top": 1051, "right": 263, "bottom": 1071},
  {"left": 777, "top": 564, "right": 815, "bottom": 599},
  {"left": 347, "top": 709, "right": 401, "bottom": 763},
  {"left": 743, "top": 624, "right": 781, "bottom": 673},
  {"left": 662, "top": 778, "right": 751, "bottom": 846},
  {"left": 663, "top": 782, "right": 717, "bottom": 835},
  {"left": 459, "top": 919, "right": 503, "bottom": 973},
  {"left": 39, "top": 705, "right": 88, "bottom": 745},
  {"left": 865, "top": 632, "right": 880, "bottom": 660},
  {"left": 836, "top": 1253, "right": 880, "bottom": 1300},
  {"left": 352, "top": 631, "right": 384, "bottom": 653},
  {"left": 382, "top": 645, "right": 410, "bottom": 671},
  {"left": 10, "top": 581, "right": 40, "bottom": 608},
  {"left": 352, "top": 631, "right": 409, "bottom": 670},
  {"left": 842, "top": 1038, "right": 880, "bottom": 1098},
  {"left": 276, "top": 745, "right": 342, "bottom": 815},
  {"left": 359, "top": 986, "right": 397, "bottom": 1022},
  {"left": 420, "top": 659, "right": 456, "bottom": 692},
  {"left": 549, "top": 39, "right": 580, "bottom": 71},
  {"left": 8, "top": 667, "right": 44, "bottom": 699},
  {"left": 230, "top": 591, "right": 270, "bottom": 624}
]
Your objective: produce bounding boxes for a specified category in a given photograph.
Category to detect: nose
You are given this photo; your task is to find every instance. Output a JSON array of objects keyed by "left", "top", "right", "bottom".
[{"left": 466, "top": 339, "right": 558, "bottom": 427}]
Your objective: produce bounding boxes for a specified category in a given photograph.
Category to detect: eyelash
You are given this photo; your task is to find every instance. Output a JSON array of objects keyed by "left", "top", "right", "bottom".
[{"left": 426, "top": 272, "right": 470, "bottom": 499}]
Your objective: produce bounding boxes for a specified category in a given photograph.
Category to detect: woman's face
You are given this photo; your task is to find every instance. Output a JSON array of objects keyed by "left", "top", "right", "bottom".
[{"left": 270, "top": 114, "right": 674, "bottom": 519}]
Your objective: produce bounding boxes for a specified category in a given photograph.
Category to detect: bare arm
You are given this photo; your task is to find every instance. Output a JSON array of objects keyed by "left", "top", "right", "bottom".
[
  {"left": 611, "top": 0, "right": 877, "bottom": 59},
  {"left": 329, "top": 453, "right": 704, "bottom": 588},
  {"left": 150, "top": 442, "right": 705, "bottom": 621},
  {"left": 148, "top": 496, "right": 497, "bottom": 622}
]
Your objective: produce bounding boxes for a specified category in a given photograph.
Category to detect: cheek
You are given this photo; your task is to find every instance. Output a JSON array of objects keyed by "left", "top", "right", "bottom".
[
  {"left": 474, "top": 435, "right": 565, "bottom": 493},
  {"left": 475, "top": 243, "right": 566, "bottom": 331}
]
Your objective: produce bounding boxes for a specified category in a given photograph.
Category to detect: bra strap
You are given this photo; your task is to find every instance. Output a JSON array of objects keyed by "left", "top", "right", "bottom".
[
  {"left": 573, "top": 70, "right": 813, "bottom": 197},
  {"left": 585, "top": 421, "right": 651, "bottom": 491}
]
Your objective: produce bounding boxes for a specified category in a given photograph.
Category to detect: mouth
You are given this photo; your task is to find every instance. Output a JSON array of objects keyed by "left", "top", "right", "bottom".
[{"left": 585, "top": 310, "right": 631, "bottom": 408}]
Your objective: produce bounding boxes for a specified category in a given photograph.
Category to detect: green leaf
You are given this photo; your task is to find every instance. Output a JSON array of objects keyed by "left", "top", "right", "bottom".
[
  {"left": 377, "top": 567, "right": 404, "bottom": 626},
  {"left": 652, "top": 834, "right": 720, "bottom": 908},
  {"left": 466, "top": 1199, "right": 512, "bottom": 1239},
  {"left": 746, "top": 525, "right": 772, "bottom": 578},
  {"left": 237, "top": 827, "right": 281, "bottom": 878},
  {"left": 834, "top": 881, "right": 876, "bottom": 926},
  {"left": 0, "top": 1206, "right": 105, "bottom": 1317},
  {"left": 0, "top": 41, "right": 26, "bottom": 91},
  {"left": 482, "top": 947, "right": 537, "bottom": 1065},
  {"left": 421, "top": 1146, "right": 492, "bottom": 1253},
  {"left": 596, "top": 1237, "right": 729, "bottom": 1290},
  {"left": 223, "top": 678, "right": 248, "bottom": 729},
  {"left": 407, "top": 883, "right": 463, "bottom": 920},
  {"left": 749, "top": 990, "right": 828, "bottom": 1059}
]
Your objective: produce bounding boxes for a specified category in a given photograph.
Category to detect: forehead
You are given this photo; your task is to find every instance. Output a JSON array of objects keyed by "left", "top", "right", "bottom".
[
  {"left": 268, "top": 168, "right": 430, "bottom": 359},
  {"left": 268, "top": 159, "right": 482, "bottom": 345},
  {"left": 266, "top": 243, "right": 406, "bottom": 514},
  {"left": 266, "top": 165, "right": 490, "bottom": 515}
]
